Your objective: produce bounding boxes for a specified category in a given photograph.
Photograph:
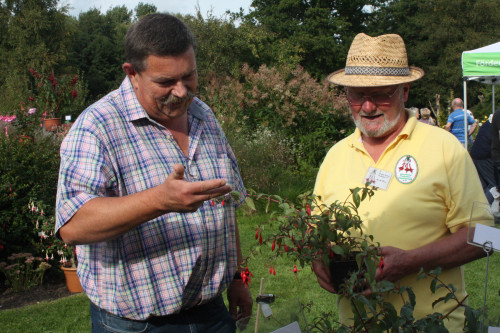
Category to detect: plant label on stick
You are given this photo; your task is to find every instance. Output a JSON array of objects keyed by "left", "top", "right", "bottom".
[{"left": 472, "top": 223, "right": 500, "bottom": 252}]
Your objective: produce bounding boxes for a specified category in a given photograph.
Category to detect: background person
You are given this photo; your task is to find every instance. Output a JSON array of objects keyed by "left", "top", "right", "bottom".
[
  {"left": 311, "top": 33, "right": 492, "bottom": 331},
  {"left": 470, "top": 114, "right": 496, "bottom": 204},
  {"left": 56, "top": 13, "right": 252, "bottom": 333},
  {"left": 445, "top": 98, "right": 477, "bottom": 147},
  {"left": 418, "top": 107, "right": 435, "bottom": 125}
]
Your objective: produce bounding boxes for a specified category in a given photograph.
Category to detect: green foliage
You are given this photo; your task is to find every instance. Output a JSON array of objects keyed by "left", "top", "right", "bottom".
[
  {"left": 0, "top": 127, "right": 61, "bottom": 261},
  {"left": 368, "top": 0, "right": 500, "bottom": 109},
  {"left": 69, "top": 6, "right": 131, "bottom": 102},
  {"left": 246, "top": 0, "right": 372, "bottom": 79},
  {"left": 200, "top": 63, "right": 353, "bottom": 168},
  {"left": 0, "top": 0, "right": 73, "bottom": 110},
  {"left": 0, "top": 252, "right": 51, "bottom": 292}
]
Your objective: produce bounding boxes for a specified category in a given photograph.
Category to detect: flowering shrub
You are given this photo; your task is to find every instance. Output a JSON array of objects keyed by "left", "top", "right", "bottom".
[
  {"left": 0, "top": 129, "right": 60, "bottom": 261},
  {"left": 0, "top": 252, "right": 51, "bottom": 292},
  {"left": 30, "top": 200, "right": 77, "bottom": 268},
  {"left": 29, "top": 68, "right": 80, "bottom": 119},
  {"left": 200, "top": 64, "right": 353, "bottom": 167}
]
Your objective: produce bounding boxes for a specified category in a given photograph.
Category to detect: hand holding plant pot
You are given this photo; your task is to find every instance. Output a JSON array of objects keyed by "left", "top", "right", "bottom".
[{"left": 250, "top": 185, "right": 380, "bottom": 294}]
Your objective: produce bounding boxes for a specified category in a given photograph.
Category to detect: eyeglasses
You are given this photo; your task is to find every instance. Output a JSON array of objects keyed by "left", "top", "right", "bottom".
[{"left": 346, "top": 86, "right": 401, "bottom": 106}]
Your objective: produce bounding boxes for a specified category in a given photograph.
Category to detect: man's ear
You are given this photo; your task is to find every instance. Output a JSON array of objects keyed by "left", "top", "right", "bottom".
[
  {"left": 122, "top": 63, "right": 137, "bottom": 78},
  {"left": 402, "top": 83, "right": 410, "bottom": 103}
]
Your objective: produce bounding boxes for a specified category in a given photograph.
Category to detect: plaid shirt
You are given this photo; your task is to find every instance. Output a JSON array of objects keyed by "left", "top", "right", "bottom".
[{"left": 56, "top": 77, "right": 245, "bottom": 320}]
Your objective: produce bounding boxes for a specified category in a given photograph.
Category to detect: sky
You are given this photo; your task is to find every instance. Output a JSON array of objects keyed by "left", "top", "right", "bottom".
[{"left": 64, "top": 0, "right": 254, "bottom": 18}]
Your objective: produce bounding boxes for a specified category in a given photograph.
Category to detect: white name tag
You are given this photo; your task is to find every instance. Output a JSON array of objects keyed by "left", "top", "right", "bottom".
[{"left": 363, "top": 167, "right": 393, "bottom": 190}]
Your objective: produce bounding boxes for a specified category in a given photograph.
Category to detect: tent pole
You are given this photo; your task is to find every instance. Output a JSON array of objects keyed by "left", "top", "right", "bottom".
[
  {"left": 464, "top": 78, "right": 468, "bottom": 149},
  {"left": 493, "top": 84, "right": 496, "bottom": 114}
]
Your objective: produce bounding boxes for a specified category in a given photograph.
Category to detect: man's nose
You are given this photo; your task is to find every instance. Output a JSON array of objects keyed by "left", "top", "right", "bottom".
[
  {"left": 361, "top": 98, "right": 377, "bottom": 112},
  {"left": 172, "top": 80, "right": 187, "bottom": 98}
]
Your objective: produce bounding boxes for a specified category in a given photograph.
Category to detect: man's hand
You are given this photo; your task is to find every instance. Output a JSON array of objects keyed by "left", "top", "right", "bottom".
[
  {"left": 160, "top": 164, "right": 232, "bottom": 213},
  {"left": 227, "top": 279, "right": 253, "bottom": 329},
  {"left": 375, "top": 246, "right": 412, "bottom": 282},
  {"left": 311, "top": 260, "right": 336, "bottom": 293}
]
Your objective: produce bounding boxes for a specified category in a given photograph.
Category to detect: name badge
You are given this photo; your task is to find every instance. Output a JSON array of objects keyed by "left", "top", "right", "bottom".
[{"left": 363, "top": 167, "right": 393, "bottom": 190}]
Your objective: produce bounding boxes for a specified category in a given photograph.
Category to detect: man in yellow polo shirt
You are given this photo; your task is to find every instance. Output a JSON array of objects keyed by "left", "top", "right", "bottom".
[{"left": 311, "top": 33, "right": 493, "bottom": 331}]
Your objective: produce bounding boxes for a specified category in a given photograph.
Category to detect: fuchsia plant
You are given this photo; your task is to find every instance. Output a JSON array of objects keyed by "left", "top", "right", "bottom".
[{"left": 30, "top": 200, "right": 77, "bottom": 268}]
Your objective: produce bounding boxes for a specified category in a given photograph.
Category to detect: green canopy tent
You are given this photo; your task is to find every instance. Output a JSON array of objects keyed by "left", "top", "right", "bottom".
[{"left": 462, "top": 41, "right": 500, "bottom": 147}]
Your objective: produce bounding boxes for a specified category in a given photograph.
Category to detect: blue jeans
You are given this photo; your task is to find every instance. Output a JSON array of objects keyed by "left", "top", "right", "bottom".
[{"left": 90, "top": 296, "right": 236, "bottom": 333}]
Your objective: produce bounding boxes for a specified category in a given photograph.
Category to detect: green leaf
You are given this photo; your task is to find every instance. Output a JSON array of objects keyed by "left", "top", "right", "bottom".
[{"left": 244, "top": 197, "right": 256, "bottom": 211}]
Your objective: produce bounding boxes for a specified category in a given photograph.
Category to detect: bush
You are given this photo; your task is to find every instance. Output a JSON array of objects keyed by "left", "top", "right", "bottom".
[
  {"left": 0, "top": 125, "right": 61, "bottom": 261},
  {"left": 200, "top": 64, "right": 353, "bottom": 169}
]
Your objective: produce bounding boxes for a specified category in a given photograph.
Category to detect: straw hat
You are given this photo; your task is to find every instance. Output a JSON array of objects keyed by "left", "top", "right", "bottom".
[{"left": 327, "top": 33, "right": 424, "bottom": 87}]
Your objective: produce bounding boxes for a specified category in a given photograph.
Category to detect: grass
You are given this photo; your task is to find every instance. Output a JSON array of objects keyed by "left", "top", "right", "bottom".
[{"left": 0, "top": 212, "right": 499, "bottom": 332}]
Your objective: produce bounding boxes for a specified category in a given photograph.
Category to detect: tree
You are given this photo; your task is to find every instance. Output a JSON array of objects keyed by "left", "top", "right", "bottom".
[
  {"left": 69, "top": 6, "right": 131, "bottom": 102},
  {"left": 134, "top": 2, "right": 157, "bottom": 20},
  {"left": 0, "top": 0, "right": 72, "bottom": 110},
  {"left": 368, "top": 0, "right": 500, "bottom": 109},
  {"left": 245, "top": 0, "right": 375, "bottom": 79}
]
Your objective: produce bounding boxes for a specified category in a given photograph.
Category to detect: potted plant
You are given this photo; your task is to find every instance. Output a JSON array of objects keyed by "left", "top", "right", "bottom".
[
  {"left": 250, "top": 186, "right": 379, "bottom": 294},
  {"left": 29, "top": 199, "right": 82, "bottom": 293},
  {"left": 29, "top": 68, "right": 80, "bottom": 131}
]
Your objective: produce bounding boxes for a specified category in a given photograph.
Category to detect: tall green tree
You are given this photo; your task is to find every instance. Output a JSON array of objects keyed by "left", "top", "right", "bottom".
[
  {"left": 0, "top": 0, "right": 71, "bottom": 110},
  {"left": 368, "top": 0, "right": 500, "bottom": 110},
  {"left": 70, "top": 6, "right": 132, "bottom": 102},
  {"left": 246, "top": 0, "right": 375, "bottom": 78}
]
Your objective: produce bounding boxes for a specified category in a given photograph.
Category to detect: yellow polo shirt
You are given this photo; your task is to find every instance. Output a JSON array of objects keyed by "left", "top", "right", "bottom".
[{"left": 314, "top": 113, "right": 493, "bottom": 331}]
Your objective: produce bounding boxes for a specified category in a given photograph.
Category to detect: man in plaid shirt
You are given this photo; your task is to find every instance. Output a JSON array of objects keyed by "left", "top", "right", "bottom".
[{"left": 56, "top": 13, "right": 252, "bottom": 333}]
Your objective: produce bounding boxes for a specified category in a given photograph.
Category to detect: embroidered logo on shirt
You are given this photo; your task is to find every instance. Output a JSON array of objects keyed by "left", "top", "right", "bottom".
[{"left": 395, "top": 155, "right": 418, "bottom": 184}]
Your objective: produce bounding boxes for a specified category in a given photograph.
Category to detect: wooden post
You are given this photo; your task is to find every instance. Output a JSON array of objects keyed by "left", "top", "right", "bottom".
[{"left": 254, "top": 278, "right": 264, "bottom": 333}]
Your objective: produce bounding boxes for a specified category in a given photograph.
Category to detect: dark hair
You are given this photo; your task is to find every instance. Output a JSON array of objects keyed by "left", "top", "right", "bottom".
[{"left": 125, "top": 13, "right": 196, "bottom": 73}]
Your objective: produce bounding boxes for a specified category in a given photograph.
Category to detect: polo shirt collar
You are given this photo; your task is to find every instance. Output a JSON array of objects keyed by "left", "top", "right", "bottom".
[{"left": 349, "top": 108, "right": 417, "bottom": 149}]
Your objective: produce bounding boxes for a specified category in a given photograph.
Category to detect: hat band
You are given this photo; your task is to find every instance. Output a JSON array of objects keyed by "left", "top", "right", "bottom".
[{"left": 345, "top": 66, "right": 410, "bottom": 76}]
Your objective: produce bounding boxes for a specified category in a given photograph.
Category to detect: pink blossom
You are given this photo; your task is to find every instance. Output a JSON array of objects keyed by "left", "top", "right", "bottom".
[{"left": 28, "top": 108, "right": 36, "bottom": 115}]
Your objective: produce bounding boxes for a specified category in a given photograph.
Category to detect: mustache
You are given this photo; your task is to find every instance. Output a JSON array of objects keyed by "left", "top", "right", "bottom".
[{"left": 162, "top": 91, "right": 196, "bottom": 106}]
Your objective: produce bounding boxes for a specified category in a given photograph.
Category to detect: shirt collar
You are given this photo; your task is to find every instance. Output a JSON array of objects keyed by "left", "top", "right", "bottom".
[{"left": 349, "top": 108, "right": 417, "bottom": 149}]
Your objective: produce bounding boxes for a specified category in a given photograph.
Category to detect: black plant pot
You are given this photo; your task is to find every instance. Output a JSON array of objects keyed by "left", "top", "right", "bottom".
[{"left": 328, "top": 257, "right": 359, "bottom": 293}]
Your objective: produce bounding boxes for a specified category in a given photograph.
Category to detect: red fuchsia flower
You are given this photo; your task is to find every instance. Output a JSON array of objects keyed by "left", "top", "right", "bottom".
[
  {"left": 255, "top": 229, "right": 260, "bottom": 240},
  {"left": 284, "top": 244, "right": 289, "bottom": 252},
  {"left": 71, "top": 89, "right": 78, "bottom": 98},
  {"left": 306, "top": 204, "right": 311, "bottom": 216},
  {"left": 29, "top": 96, "right": 34, "bottom": 101},
  {"left": 259, "top": 233, "right": 263, "bottom": 244},
  {"left": 240, "top": 267, "right": 253, "bottom": 287},
  {"left": 48, "top": 73, "right": 55, "bottom": 82},
  {"left": 271, "top": 239, "right": 276, "bottom": 251},
  {"left": 51, "top": 79, "right": 58, "bottom": 87},
  {"left": 269, "top": 266, "right": 276, "bottom": 275},
  {"left": 378, "top": 257, "right": 385, "bottom": 273},
  {"left": 70, "top": 75, "right": 78, "bottom": 86}
]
